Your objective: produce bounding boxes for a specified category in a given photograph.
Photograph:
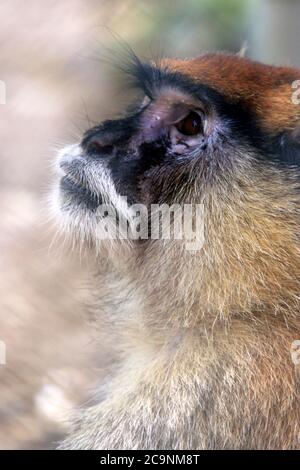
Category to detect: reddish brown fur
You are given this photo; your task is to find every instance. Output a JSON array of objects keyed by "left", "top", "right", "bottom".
[{"left": 162, "top": 54, "right": 300, "bottom": 133}]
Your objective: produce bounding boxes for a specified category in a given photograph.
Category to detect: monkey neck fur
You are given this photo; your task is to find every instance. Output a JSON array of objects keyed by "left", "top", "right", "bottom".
[{"left": 93, "top": 161, "right": 300, "bottom": 347}]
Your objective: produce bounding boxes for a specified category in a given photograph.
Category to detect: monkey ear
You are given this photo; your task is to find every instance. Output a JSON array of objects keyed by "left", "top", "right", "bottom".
[{"left": 277, "top": 124, "right": 300, "bottom": 166}]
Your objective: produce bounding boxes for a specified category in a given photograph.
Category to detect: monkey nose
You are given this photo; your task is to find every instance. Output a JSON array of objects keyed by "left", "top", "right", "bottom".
[{"left": 85, "top": 135, "right": 115, "bottom": 158}]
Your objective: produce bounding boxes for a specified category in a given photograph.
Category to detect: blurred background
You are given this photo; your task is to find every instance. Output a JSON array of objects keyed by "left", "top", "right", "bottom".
[{"left": 0, "top": 0, "right": 299, "bottom": 449}]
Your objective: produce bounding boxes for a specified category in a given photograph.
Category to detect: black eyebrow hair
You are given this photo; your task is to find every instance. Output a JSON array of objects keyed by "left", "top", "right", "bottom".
[
  {"left": 121, "top": 54, "right": 206, "bottom": 101},
  {"left": 112, "top": 44, "right": 223, "bottom": 103}
]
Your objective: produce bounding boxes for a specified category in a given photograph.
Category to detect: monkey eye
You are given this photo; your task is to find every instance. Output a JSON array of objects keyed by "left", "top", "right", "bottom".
[{"left": 175, "top": 111, "right": 204, "bottom": 136}]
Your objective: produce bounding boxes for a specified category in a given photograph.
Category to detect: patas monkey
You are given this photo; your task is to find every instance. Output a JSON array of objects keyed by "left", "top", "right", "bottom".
[{"left": 52, "top": 52, "right": 300, "bottom": 449}]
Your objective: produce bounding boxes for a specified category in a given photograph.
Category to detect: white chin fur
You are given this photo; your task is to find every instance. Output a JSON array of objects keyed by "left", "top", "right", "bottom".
[{"left": 50, "top": 143, "right": 133, "bottom": 249}]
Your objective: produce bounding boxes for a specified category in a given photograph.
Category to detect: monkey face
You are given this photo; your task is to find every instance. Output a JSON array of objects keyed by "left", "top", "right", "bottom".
[{"left": 52, "top": 53, "right": 300, "bottom": 249}]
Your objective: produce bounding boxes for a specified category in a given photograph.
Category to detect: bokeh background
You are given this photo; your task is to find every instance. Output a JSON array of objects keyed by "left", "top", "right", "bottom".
[{"left": 0, "top": 0, "right": 299, "bottom": 449}]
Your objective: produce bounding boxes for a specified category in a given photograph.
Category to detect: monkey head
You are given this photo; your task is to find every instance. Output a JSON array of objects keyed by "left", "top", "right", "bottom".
[{"left": 52, "top": 53, "right": 300, "bottom": 289}]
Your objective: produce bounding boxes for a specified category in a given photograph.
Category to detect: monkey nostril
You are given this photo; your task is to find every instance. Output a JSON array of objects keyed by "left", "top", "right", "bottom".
[{"left": 86, "top": 138, "right": 114, "bottom": 156}]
